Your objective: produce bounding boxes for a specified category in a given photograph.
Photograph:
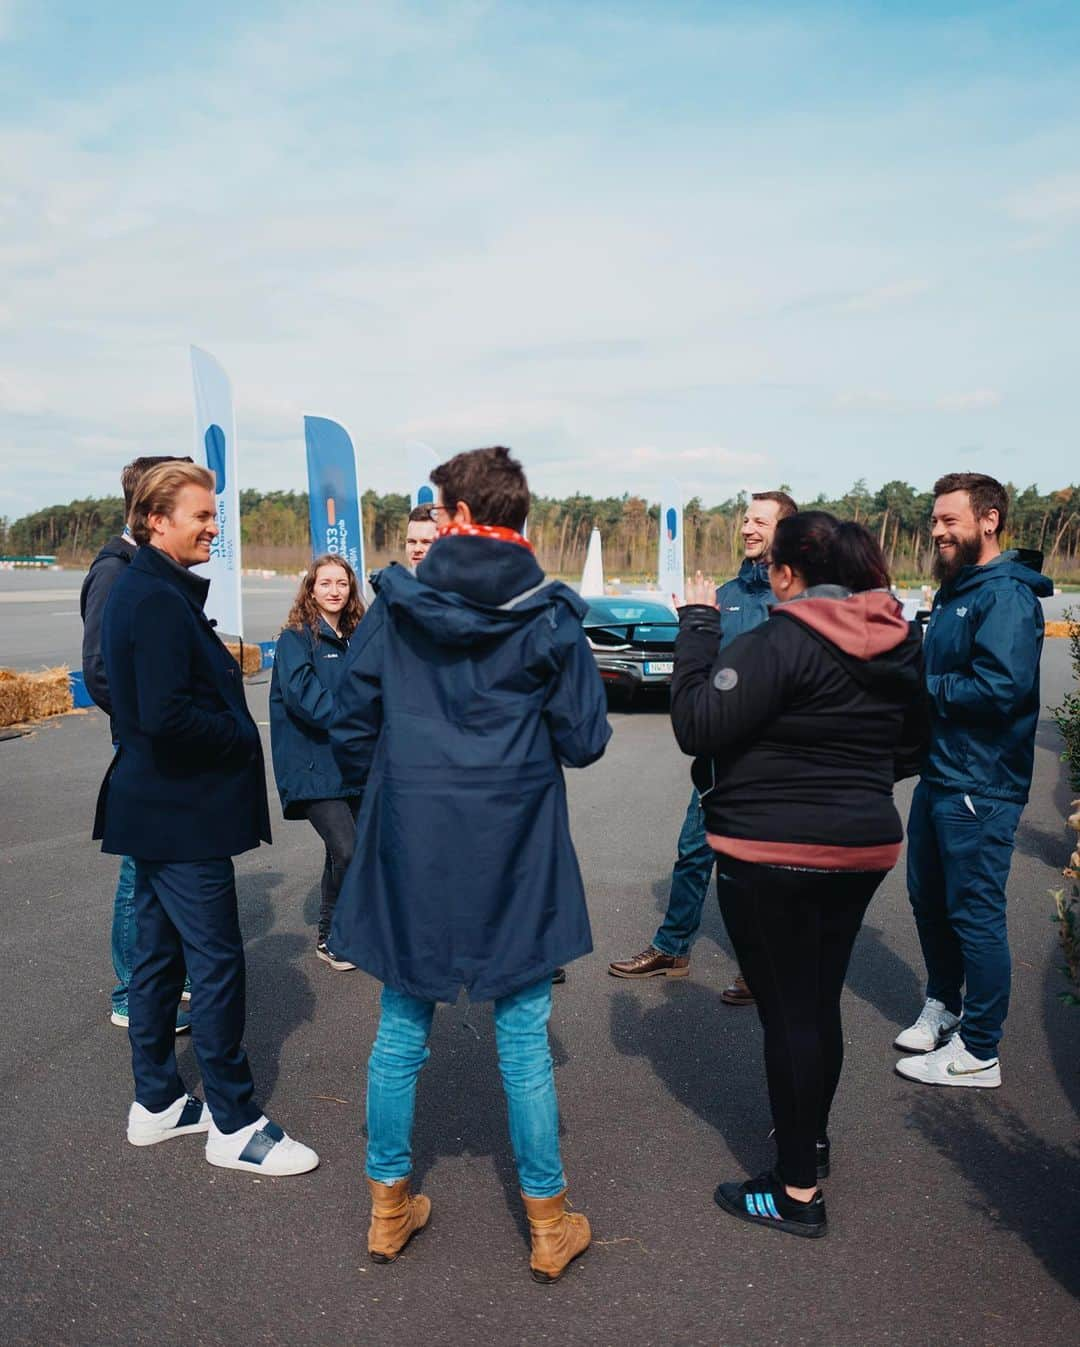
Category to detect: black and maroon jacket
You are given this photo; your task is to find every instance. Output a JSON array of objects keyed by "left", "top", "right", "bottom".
[{"left": 670, "top": 586, "right": 926, "bottom": 871}]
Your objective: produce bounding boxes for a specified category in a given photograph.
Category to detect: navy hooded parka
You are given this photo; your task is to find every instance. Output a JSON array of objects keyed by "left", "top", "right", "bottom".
[{"left": 328, "top": 535, "right": 611, "bottom": 1003}]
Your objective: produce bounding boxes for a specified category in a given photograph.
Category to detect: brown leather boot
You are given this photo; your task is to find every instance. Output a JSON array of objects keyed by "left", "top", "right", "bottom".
[
  {"left": 522, "top": 1189, "right": 591, "bottom": 1283},
  {"left": 720, "top": 972, "right": 754, "bottom": 1006},
  {"left": 367, "top": 1176, "right": 431, "bottom": 1263}
]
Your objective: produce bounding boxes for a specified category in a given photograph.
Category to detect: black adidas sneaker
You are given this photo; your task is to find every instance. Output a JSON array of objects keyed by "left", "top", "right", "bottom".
[{"left": 714, "top": 1170, "right": 827, "bottom": 1238}]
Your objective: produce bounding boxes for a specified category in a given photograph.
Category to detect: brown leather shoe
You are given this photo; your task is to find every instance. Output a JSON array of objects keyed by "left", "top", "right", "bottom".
[
  {"left": 720, "top": 972, "right": 754, "bottom": 1006},
  {"left": 608, "top": 946, "right": 690, "bottom": 979},
  {"left": 367, "top": 1176, "right": 431, "bottom": 1263},
  {"left": 522, "top": 1189, "right": 590, "bottom": 1283}
]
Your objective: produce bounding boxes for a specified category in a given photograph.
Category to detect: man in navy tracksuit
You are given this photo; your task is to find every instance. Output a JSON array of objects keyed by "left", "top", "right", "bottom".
[
  {"left": 896, "top": 473, "right": 1052, "bottom": 1088},
  {"left": 608, "top": 492, "right": 797, "bottom": 999},
  {"left": 95, "top": 460, "right": 318, "bottom": 1174}
]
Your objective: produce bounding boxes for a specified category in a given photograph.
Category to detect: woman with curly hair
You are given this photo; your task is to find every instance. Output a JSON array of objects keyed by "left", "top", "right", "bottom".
[{"left": 270, "top": 555, "right": 366, "bottom": 969}]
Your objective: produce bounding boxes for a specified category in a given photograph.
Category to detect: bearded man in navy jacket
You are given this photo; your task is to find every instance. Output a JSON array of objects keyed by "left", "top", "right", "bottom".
[
  {"left": 94, "top": 460, "right": 317, "bottom": 1175},
  {"left": 895, "top": 472, "right": 1053, "bottom": 1089}
]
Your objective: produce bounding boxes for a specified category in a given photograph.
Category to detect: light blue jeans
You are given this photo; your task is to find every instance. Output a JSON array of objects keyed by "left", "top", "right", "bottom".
[
  {"left": 111, "top": 853, "right": 190, "bottom": 1013},
  {"left": 366, "top": 979, "right": 566, "bottom": 1198},
  {"left": 109, "top": 855, "right": 138, "bottom": 1013}
]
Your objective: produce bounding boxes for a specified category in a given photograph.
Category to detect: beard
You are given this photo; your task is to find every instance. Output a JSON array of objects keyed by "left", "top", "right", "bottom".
[{"left": 932, "top": 532, "right": 983, "bottom": 584}]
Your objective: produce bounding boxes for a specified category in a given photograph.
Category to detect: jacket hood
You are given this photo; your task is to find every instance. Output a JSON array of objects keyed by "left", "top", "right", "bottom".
[
  {"left": 375, "top": 538, "right": 585, "bottom": 648},
  {"left": 942, "top": 548, "right": 1054, "bottom": 600},
  {"left": 773, "top": 587, "right": 923, "bottom": 693}
]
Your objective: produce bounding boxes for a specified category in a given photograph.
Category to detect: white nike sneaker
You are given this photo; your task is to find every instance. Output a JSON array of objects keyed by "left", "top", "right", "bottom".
[
  {"left": 205, "top": 1115, "right": 320, "bottom": 1176},
  {"left": 894, "top": 998, "right": 961, "bottom": 1052},
  {"left": 895, "top": 1035, "right": 1001, "bottom": 1088}
]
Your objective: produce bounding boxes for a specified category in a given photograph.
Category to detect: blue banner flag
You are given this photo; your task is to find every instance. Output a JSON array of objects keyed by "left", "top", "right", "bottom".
[
  {"left": 406, "top": 439, "right": 440, "bottom": 509},
  {"left": 304, "top": 415, "right": 366, "bottom": 577},
  {"left": 190, "top": 346, "right": 243, "bottom": 636}
]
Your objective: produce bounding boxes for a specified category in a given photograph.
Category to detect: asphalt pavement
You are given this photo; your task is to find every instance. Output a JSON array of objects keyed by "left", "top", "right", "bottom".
[{"left": 1, "top": 575, "right": 1078, "bottom": 1347}]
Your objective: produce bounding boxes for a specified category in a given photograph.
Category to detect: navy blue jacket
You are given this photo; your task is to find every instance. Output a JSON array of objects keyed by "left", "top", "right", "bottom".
[
  {"left": 329, "top": 539, "right": 611, "bottom": 1002},
  {"left": 80, "top": 534, "right": 136, "bottom": 715},
  {"left": 270, "top": 618, "right": 356, "bottom": 817},
  {"left": 93, "top": 545, "right": 271, "bottom": 860},
  {"left": 921, "top": 549, "right": 1052, "bottom": 804},
  {"left": 715, "top": 557, "right": 775, "bottom": 650}
]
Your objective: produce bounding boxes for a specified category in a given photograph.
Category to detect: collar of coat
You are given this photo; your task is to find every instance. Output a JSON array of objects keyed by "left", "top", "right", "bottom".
[
  {"left": 436, "top": 521, "right": 534, "bottom": 552},
  {"left": 133, "top": 543, "right": 212, "bottom": 611},
  {"left": 736, "top": 556, "right": 772, "bottom": 592}
]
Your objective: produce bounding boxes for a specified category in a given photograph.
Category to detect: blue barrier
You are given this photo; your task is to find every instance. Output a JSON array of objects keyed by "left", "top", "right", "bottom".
[
  {"left": 258, "top": 640, "right": 276, "bottom": 669},
  {"left": 69, "top": 670, "right": 96, "bottom": 709}
]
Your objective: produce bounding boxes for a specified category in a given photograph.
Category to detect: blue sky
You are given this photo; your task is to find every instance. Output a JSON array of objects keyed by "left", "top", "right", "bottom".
[{"left": 0, "top": 0, "right": 1076, "bottom": 517}]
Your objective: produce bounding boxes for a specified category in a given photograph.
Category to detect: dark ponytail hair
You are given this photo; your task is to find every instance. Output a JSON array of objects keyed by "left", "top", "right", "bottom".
[{"left": 771, "top": 511, "right": 891, "bottom": 592}]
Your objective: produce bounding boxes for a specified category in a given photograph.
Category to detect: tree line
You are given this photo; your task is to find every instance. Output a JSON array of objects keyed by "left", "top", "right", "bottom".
[{"left": 3, "top": 478, "right": 1077, "bottom": 581}]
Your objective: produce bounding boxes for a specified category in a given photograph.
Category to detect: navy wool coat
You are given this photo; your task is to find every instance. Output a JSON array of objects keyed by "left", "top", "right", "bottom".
[
  {"left": 329, "top": 538, "right": 611, "bottom": 1002},
  {"left": 93, "top": 545, "right": 271, "bottom": 861},
  {"left": 270, "top": 619, "right": 356, "bottom": 817}
]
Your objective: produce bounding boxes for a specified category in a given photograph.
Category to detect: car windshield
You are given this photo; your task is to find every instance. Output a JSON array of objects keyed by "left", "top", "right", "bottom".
[{"left": 584, "top": 600, "right": 677, "bottom": 625}]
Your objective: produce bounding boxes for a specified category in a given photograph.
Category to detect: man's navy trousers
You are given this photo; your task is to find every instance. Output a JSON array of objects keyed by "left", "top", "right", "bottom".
[
  {"left": 130, "top": 858, "right": 260, "bottom": 1133},
  {"left": 906, "top": 781, "right": 1023, "bottom": 1060}
]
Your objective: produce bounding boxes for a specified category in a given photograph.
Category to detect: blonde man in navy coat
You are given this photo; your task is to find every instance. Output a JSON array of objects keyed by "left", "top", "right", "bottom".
[{"left": 95, "top": 460, "right": 318, "bottom": 1176}]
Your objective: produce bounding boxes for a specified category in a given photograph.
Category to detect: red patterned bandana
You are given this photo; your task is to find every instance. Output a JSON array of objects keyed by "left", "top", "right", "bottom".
[{"left": 437, "top": 522, "right": 534, "bottom": 553}]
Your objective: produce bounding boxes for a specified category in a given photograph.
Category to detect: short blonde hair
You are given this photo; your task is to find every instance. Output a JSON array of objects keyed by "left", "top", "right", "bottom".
[{"left": 130, "top": 461, "right": 216, "bottom": 545}]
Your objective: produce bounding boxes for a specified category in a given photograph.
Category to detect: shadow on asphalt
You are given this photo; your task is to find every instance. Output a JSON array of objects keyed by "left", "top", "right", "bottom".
[
  {"left": 237, "top": 868, "right": 318, "bottom": 1100},
  {"left": 1043, "top": 948, "right": 1080, "bottom": 1120},
  {"left": 608, "top": 982, "right": 769, "bottom": 1177},
  {"left": 846, "top": 921, "right": 924, "bottom": 1027},
  {"left": 302, "top": 882, "right": 322, "bottom": 930},
  {"left": 905, "top": 1091, "right": 1080, "bottom": 1299}
]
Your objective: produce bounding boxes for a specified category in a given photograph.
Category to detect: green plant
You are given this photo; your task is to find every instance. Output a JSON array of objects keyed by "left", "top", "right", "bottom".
[
  {"left": 1050, "top": 607, "right": 1080, "bottom": 791},
  {"left": 1051, "top": 802, "right": 1080, "bottom": 1005}
]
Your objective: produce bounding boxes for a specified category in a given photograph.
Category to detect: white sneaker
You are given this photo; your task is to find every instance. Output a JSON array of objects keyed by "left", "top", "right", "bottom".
[
  {"left": 895, "top": 1035, "right": 1001, "bottom": 1088},
  {"left": 893, "top": 998, "right": 961, "bottom": 1052},
  {"left": 205, "top": 1115, "right": 320, "bottom": 1176},
  {"left": 127, "top": 1093, "right": 210, "bottom": 1146}
]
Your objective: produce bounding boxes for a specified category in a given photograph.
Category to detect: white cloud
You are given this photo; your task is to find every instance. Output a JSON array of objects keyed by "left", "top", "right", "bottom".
[
  {"left": 833, "top": 388, "right": 1002, "bottom": 416},
  {"left": 935, "top": 389, "right": 1002, "bottom": 412},
  {"left": 839, "top": 279, "right": 931, "bottom": 314},
  {"left": 1005, "top": 173, "right": 1080, "bottom": 225},
  {"left": 833, "top": 391, "right": 911, "bottom": 413}
]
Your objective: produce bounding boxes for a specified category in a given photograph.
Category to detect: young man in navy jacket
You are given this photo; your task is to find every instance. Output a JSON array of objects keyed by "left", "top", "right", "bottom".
[
  {"left": 94, "top": 461, "right": 317, "bottom": 1174},
  {"left": 330, "top": 446, "right": 610, "bottom": 1281},
  {"left": 608, "top": 491, "right": 796, "bottom": 1000},
  {"left": 895, "top": 473, "right": 1053, "bottom": 1088}
]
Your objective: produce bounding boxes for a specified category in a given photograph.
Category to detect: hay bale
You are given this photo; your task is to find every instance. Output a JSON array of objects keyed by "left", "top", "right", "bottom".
[
  {"left": 0, "top": 670, "right": 28, "bottom": 727},
  {"left": 0, "top": 666, "right": 73, "bottom": 727},
  {"left": 1045, "top": 621, "right": 1075, "bottom": 639},
  {"left": 222, "top": 640, "right": 262, "bottom": 676}
]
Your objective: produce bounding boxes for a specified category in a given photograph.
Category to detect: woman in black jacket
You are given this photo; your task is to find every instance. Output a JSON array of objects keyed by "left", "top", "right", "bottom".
[
  {"left": 671, "top": 512, "right": 925, "bottom": 1239},
  {"left": 270, "top": 554, "right": 365, "bottom": 969}
]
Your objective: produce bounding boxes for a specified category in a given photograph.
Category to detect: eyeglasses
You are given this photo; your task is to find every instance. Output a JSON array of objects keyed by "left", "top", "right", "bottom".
[{"left": 426, "top": 504, "right": 453, "bottom": 520}]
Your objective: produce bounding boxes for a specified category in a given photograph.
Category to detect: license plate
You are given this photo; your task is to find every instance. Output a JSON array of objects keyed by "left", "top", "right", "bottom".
[{"left": 644, "top": 661, "right": 673, "bottom": 675}]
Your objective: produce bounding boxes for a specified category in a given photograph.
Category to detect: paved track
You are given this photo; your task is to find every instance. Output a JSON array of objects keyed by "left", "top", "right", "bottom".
[{"left": 1, "top": 579, "right": 1078, "bottom": 1347}]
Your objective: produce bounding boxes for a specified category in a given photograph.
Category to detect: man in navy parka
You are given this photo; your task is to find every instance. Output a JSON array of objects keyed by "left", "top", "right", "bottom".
[
  {"left": 895, "top": 472, "right": 1053, "bottom": 1090},
  {"left": 329, "top": 446, "right": 610, "bottom": 1281}
]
